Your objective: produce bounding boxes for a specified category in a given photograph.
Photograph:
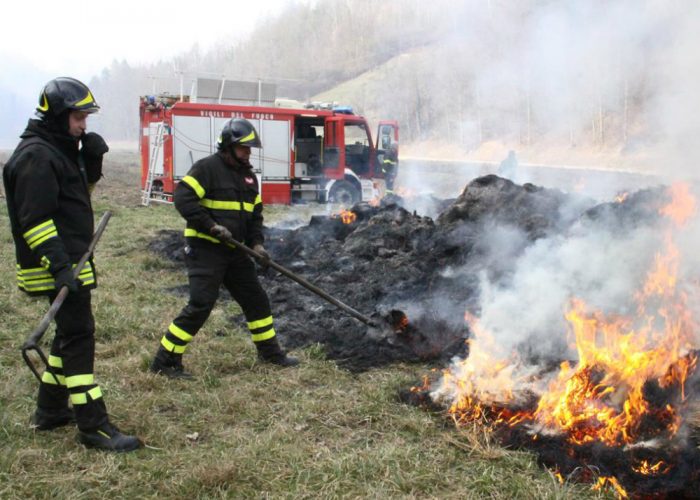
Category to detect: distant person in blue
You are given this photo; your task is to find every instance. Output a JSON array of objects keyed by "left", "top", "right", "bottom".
[{"left": 497, "top": 150, "right": 518, "bottom": 181}]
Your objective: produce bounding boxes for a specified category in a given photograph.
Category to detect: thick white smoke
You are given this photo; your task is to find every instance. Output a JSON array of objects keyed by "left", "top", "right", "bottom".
[{"left": 474, "top": 221, "right": 667, "bottom": 361}]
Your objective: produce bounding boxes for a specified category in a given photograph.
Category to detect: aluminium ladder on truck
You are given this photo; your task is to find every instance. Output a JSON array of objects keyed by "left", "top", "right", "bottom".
[{"left": 141, "top": 122, "right": 170, "bottom": 206}]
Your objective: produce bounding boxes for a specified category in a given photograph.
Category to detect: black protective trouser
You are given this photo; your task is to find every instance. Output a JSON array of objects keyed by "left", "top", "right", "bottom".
[
  {"left": 37, "top": 289, "right": 108, "bottom": 430},
  {"left": 159, "top": 240, "right": 275, "bottom": 354}
]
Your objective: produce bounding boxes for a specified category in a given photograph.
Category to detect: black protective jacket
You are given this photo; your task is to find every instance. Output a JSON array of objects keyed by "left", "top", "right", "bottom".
[
  {"left": 174, "top": 151, "right": 264, "bottom": 248},
  {"left": 3, "top": 119, "right": 96, "bottom": 295}
]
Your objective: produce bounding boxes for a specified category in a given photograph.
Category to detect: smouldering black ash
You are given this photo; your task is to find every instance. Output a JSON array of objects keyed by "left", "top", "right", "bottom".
[
  {"left": 148, "top": 175, "right": 670, "bottom": 372},
  {"left": 581, "top": 186, "right": 669, "bottom": 232}
]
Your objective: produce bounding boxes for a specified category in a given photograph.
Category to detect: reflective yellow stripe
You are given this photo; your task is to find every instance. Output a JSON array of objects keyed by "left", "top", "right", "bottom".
[
  {"left": 70, "top": 386, "right": 103, "bottom": 405},
  {"left": 182, "top": 175, "right": 205, "bottom": 198},
  {"left": 240, "top": 131, "right": 256, "bottom": 143},
  {"left": 38, "top": 93, "right": 49, "bottom": 112},
  {"left": 23, "top": 219, "right": 54, "bottom": 240},
  {"left": 23, "top": 220, "right": 58, "bottom": 249},
  {"left": 251, "top": 329, "right": 276, "bottom": 342},
  {"left": 168, "top": 323, "right": 193, "bottom": 342},
  {"left": 16, "top": 262, "right": 95, "bottom": 291},
  {"left": 48, "top": 355, "right": 63, "bottom": 368},
  {"left": 76, "top": 262, "right": 95, "bottom": 284},
  {"left": 74, "top": 91, "right": 96, "bottom": 107},
  {"left": 41, "top": 371, "right": 66, "bottom": 385},
  {"left": 254, "top": 194, "right": 262, "bottom": 205},
  {"left": 248, "top": 316, "right": 273, "bottom": 330},
  {"left": 18, "top": 267, "right": 52, "bottom": 279},
  {"left": 19, "top": 280, "right": 56, "bottom": 292},
  {"left": 200, "top": 199, "right": 241, "bottom": 210},
  {"left": 79, "top": 275, "right": 95, "bottom": 282},
  {"left": 29, "top": 230, "right": 58, "bottom": 249},
  {"left": 40, "top": 256, "right": 51, "bottom": 269},
  {"left": 199, "top": 198, "right": 256, "bottom": 213},
  {"left": 65, "top": 374, "right": 95, "bottom": 389},
  {"left": 184, "top": 228, "right": 220, "bottom": 243},
  {"left": 161, "top": 337, "right": 187, "bottom": 354},
  {"left": 17, "top": 264, "right": 54, "bottom": 289}
]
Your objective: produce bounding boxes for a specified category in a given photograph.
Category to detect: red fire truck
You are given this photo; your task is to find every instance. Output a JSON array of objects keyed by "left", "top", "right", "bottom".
[{"left": 139, "top": 96, "right": 399, "bottom": 204}]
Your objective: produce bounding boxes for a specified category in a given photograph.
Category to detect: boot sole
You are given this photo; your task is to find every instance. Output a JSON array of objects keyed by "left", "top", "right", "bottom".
[
  {"left": 78, "top": 436, "right": 143, "bottom": 453},
  {"left": 150, "top": 367, "right": 195, "bottom": 379}
]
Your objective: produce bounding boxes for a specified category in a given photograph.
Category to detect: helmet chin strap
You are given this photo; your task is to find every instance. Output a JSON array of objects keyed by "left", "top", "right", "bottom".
[
  {"left": 232, "top": 146, "right": 252, "bottom": 168},
  {"left": 222, "top": 147, "right": 251, "bottom": 169}
]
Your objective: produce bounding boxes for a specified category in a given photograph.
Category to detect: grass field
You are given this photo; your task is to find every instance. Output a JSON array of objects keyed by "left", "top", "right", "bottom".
[{"left": 0, "top": 151, "right": 604, "bottom": 499}]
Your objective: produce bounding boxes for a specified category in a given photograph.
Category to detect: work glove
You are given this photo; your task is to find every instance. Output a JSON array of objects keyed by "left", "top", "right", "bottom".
[
  {"left": 54, "top": 266, "right": 80, "bottom": 293},
  {"left": 210, "top": 224, "right": 233, "bottom": 242},
  {"left": 81, "top": 132, "right": 109, "bottom": 184},
  {"left": 253, "top": 243, "right": 271, "bottom": 271}
]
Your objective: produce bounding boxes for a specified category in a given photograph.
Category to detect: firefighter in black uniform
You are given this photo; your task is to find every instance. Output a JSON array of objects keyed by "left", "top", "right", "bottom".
[
  {"left": 150, "top": 118, "right": 298, "bottom": 378},
  {"left": 3, "top": 77, "right": 141, "bottom": 452},
  {"left": 382, "top": 144, "right": 398, "bottom": 196}
]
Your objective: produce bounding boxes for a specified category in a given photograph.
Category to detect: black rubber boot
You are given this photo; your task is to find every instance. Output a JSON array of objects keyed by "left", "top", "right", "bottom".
[
  {"left": 255, "top": 338, "right": 299, "bottom": 367},
  {"left": 30, "top": 407, "right": 75, "bottom": 431},
  {"left": 150, "top": 346, "right": 193, "bottom": 379},
  {"left": 77, "top": 422, "right": 142, "bottom": 452}
]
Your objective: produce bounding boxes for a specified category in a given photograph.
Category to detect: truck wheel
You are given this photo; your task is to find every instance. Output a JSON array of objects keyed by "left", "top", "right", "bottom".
[{"left": 329, "top": 180, "right": 360, "bottom": 205}]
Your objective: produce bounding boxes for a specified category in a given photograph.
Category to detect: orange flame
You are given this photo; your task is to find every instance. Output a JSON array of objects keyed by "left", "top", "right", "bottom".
[
  {"left": 395, "top": 186, "right": 416, "bottom": 198},
  {"left": 593, "top": 476, "right": 628, "bottom": 498},
  {"left": 334, "top": 210, "right": 357, "bottom": 224},
  {"left": 534, "top": 231, "right": 696, "bottom": 446},
  {"left": 659, "top": 182, "right": 696, "bottom": 226},
  {"left": 631, "top": 460, "right": 670, "bottom": 476},
  {"left": 431, "top": 313, "right": 532, "bottom": 426},
  {"left": 615, "top": 192, "right": 629, "bottom": 203}
]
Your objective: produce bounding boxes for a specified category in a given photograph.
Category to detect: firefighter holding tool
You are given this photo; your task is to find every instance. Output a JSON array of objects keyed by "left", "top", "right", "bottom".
[
  {"left": 3, "top": 77, "right": 141, "bottom": 452},
  {"left": 149, "top": 118, "right": 298, "bottom": 378}
]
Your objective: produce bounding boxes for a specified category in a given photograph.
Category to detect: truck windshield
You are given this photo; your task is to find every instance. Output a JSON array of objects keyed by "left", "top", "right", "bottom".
[
  {"left": 344, "top": 123, "right": 369, "bottom": 146},
  {"left": 344, "top": 122, "right": 371, "bottom": 175}
]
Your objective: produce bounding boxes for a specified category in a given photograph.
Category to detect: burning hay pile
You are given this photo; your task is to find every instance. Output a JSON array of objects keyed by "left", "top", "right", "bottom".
[
  {"left": 404, "top": 182, "right": 700, "bottom": 497},
  {"left": 150, "top": 175, "right": 700, "bottom": 496}
]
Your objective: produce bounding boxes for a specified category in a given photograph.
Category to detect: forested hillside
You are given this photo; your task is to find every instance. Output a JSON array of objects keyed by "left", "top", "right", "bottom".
[{"left": 88, "top": 0, "right": 699, "bottom": 170}]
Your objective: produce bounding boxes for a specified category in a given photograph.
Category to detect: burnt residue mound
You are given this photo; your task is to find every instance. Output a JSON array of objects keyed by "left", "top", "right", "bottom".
[
  {"left": 581, "top": 186, "right": 668, "bottom": 231},
  {"left": 148, "top": 175, "right": 667, "bottom": 371},
  {"left": 437, "top": 175, "right": 592, "bottom": 238}
]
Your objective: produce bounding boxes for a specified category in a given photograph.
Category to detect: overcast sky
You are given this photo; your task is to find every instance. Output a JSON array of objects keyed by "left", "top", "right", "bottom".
[
  {"left": 0, "top": 0, "right": 296, "bottom": 146},
  {"left": 1, "top": 0, "right": 293, "bottom": 80}
]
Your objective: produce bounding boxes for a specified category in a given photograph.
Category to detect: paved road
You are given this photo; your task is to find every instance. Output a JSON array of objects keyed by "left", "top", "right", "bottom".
[{"left": 398, "top": 157, "right": 663, "bottom": 202}]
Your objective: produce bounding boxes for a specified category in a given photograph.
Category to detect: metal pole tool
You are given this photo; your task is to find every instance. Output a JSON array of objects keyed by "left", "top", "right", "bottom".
[{"left": 222, "top": 235, "right": 376, "bottom": 327}]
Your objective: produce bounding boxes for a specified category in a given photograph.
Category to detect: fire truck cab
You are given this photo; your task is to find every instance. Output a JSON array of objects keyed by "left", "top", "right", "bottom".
[{"left": 140, "top": 96, "right": 399, "bottom": 205}]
